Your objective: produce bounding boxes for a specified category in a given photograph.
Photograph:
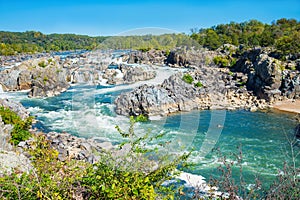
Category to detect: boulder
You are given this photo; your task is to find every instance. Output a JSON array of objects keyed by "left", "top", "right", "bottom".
[
  {"left": 234, "top": 48, "right": 300, "bottom": 101},
  {"left": 166, "top": 47, "right": 218, "bottom": 68},
  {"left": 0, "top": 57, "right": 70, "bottom": 98}
]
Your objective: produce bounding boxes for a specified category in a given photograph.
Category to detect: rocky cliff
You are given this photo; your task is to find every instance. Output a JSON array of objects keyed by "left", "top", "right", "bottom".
[
  {"left": 115, "top": 67, "right": 267, "bottom": 116},
  {"left": 0, "top": 57, "right": 70, "bottom": 97},
  {"left": 234, "top": 48, "right": 300, "bottom": 102}
]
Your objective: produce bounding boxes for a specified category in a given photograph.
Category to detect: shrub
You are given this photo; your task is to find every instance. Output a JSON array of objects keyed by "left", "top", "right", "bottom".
[
  {"left": 38, "top": 61, "right": 47, "bottom": 68},
  {"left": 47, "top": 58, "right": 53, "bottom": 63},
  {"left": 182, "top": 74, "right": 194, "bottom": 84},
  {"left": 0, "top": 107, "right": 33, "bottom": 145},
  {"left": 135, "top": 114, "right": 148, "bottom": 122},
  {"left": 213, "top": 55, "right": 230, "bottom": 67},
  {"left": 194, "top": 81, "right": 203, "bottom": 88},
  {"left": 0, "top": 117, "right": 190, "bottom": 199}
]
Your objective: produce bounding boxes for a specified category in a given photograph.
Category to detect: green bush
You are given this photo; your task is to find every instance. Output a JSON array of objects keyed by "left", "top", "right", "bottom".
[
  {"left": 0, "top": 117, "right": 189, "bottom": 199},
  {"left": 194, "top": 81, "right": 203, "bottom": 88},
  {"left": 0, "top": 107, "right": 32, "bottom": 145},
  {"left": 182, "top": 74, "right": 194, "bottom": 84},
  {"left": 135, "top": 114, "right": 148, "bottom": 122},
  {"left": 213, "top": 55, "right": 230, "bottom": 67},
  {"left": 213, "top": 56, "right": 236, "bottom": 68},
  {"left": 82, "top": 160, "right": 156, "bottom": 199},
  {"left": 38, "top": 61, "right": 47, "bottom": 68}
]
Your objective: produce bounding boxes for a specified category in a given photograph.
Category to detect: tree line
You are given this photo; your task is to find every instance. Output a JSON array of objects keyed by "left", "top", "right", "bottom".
[
  {"left": 0, "top": 31, "right": 107, "bottom": 55},
  {"left": 1, "top": 18, "right": 299, "bottom": 58},
  {"left": 191, "top": 18, "right": 300, "bottom": 58}
]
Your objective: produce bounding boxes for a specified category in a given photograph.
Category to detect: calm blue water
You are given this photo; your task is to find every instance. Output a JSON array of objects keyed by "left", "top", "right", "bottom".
[{"left": 7, "top": 83, "right": 299, "bottom": 189}]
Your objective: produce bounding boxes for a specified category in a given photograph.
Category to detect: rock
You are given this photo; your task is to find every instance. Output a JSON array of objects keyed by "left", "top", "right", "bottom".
[
  {"left": 0, "top": 57, "right": 70, "bottom": 98},
  {"left": 122, "top": 66, "right": 156, "bottom": 84},
  {"left": 233, "top": 48, "right": 300, "bottom": 102},
  {"left": 115, "top": 67, "right": 250, "bottom": 116},
  {"left": 166, "top": 47, "right": 218, "bottom": 68},
  {"left": 0, "top": 150, "right": 33, "bottom": 175},
  {"left": 250, "top": 106, "right": 258, "bottom": 112},
  {"left": 0, "top": 98, "right": 30, "bottom": 120},
  {"left": 97, "top": 141, "right": 114, "bottom": 151},
  {"left": 0, "top": 116, "right": 13, "bottom": 151},
  {"left": 126, "top": 49, "right": 167, "bottom": 65},
  {"left": 44, "top": 131, "right": 115, "bottom": 163}
]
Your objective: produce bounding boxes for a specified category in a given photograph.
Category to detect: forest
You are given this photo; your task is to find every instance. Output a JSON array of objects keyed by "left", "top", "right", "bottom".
[
  {"left": 191, "top": 18, "right": 300, "bottom": 58},
  {"left": 1, "top": 18, "right": 299, "bottom": 58}
]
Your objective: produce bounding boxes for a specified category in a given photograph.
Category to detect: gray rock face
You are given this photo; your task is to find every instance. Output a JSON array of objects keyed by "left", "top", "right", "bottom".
[
  {"left": 234, "top": 48, "right": 300, "bottom": 102},
  {"left": 0, "top": 150, "right": 33, "bottom": 175},
  {"left": 0, "top": 98, "right": 30, "bottom": 120},
  {"left": 115, "top": 67, "right": 267, "bottom": 116},
  {"left": 122, "top": 66, "right": 156, "bottom": 84},
  {"left": 166, "top": 47, "right": 218, "bottom": 68},
  {"left": 0, "top": 57, "right": 70, "bottom": 97},
  {"left": 0, "top": 116, "right": 13, "bottom": 151},
  {"left": 45, "top": 132, "right": 114, "bottom": 163},
  {"left": 126, "top": 49, "right": 167, "bottom": 65}
]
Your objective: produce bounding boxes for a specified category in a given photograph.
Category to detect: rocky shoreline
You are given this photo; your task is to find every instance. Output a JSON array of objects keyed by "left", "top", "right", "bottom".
[
  {"left": 115, "top": 46, "right": 299, "bottom": 116},
  {"left": 0, "top": 50, "right": 157, "bottom": 97}
]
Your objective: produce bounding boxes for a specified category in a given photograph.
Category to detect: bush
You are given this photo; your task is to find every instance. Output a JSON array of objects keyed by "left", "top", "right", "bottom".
[
  {"left": 0, "top": 107, "right": 33, "bottom": 145},
  {"left": 213, "top": 56, "right": 230, "bottom": 67},
  {"left": 194, "top": 81, "right": 203, "bottom": 88},
  {"left": 38, "top": 61, "right": 47, "bottom": 68},
  {"left": 82, "top": 158, "right": 156, "bottom": 199},
  {"left": 182, "top": 74, "right": 194, "bottom": 84},
  {"left": 0, "top": 117, "right": 190, "bottom": 199},
  {"left": 135, "top": 114, "right": 148, "bottom": 122}
]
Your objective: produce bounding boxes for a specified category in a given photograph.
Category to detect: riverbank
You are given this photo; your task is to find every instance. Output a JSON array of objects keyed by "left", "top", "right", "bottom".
[{"left": 271, "top": 100, "right": 300, "bottom": 115}]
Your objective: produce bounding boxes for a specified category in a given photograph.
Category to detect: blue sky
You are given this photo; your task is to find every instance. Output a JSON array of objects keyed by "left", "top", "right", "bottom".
[{"left": 0, "top": 0, "right": 299, "bottom": 36}]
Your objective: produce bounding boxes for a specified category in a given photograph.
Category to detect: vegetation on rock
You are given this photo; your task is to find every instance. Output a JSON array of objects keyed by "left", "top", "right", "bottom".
[
  {"left": 0, "top": 106, "right": 32, "bottom": 145},
  {"left": 182, "top": 73, "right": 194, "bottom": 84}
]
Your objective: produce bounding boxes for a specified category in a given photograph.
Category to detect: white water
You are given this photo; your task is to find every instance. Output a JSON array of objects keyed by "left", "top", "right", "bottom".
[{"left": 94, "top": 66, "right": 181, "bottom": 95}]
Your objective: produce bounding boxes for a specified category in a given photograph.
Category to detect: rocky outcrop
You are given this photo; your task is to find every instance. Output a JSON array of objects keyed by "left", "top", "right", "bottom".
[
  {"left": 125, "top": 49, "right": 167, "bottom": 65},
  {"left": 234, "top": 48, "right": 300, "bottom": 102},
  {"left": 0, "top": 57, "right": 70, "bottom": 97},
  {"left": 45, "top": 132, "right": 114, "bottom": 163},
  {"left": 121, "top": 65, "right": 156, "bottom": 84},
  {"left": 0, "top": 98, "right": 30, "bottom": 120},
  {"left": 103, "top": 65, "right": 156, "bottom": 85},
  {"left": 0, "top": 115, "right": 13, "bottom": 151},
  {"left": 166, "top": 47, "right": 218, "bottom": 68},
  {"left": 115, "top": 67, "right": 268, "bottom": 116}
]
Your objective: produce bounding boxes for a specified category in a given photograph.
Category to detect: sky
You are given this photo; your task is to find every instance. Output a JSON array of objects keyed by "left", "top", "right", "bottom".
[{"left": 0, "top": 0, "right": 299, "bottom": 36}]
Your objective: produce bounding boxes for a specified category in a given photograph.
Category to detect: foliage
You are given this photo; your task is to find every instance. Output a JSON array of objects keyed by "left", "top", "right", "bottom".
[
  {"left": 191, "top": 18, "right": 300, "bottom": 59},
  {"left": 82, "top": 156, "right": 156, "bottom": 200},
  {"left": 213, "top": 55, "right": 236, "bottom": 67},
  {"left": 0, "top": 106, "right": 32, "bottom": 145},
  {"left": 182, "top": 73, "right": 194, "bottom": 84},
  {"left": 38, "top": 61, "right": 47, "bottom": 68},
  {"left": 194, "top": 81, "right": 203, "bottom": 88},
  {"left": 0, "top": 31, "right": 107, "bottom": 55},
  {"left": 0, "top": 117, "right": 190, "bottom": 199},
  {"left": 134, "top": 114, "right": 149, "bottom": 122},
  {"left": 98, "top": 33, "right": 200, "bottom": 51},
  {"left": 0, "top": 133, "right": 88, "bottom": 199}
]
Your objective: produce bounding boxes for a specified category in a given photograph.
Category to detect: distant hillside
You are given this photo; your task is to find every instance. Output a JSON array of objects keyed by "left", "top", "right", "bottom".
[
  {"left": 0, "top": 31, "right": 108, "bottom": 55},
  {"left": 1, "top": 18, "right": 299, "bottom": 58},
  {"left": 191, "top": 18, "right": 300, "bottom": 59}
]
